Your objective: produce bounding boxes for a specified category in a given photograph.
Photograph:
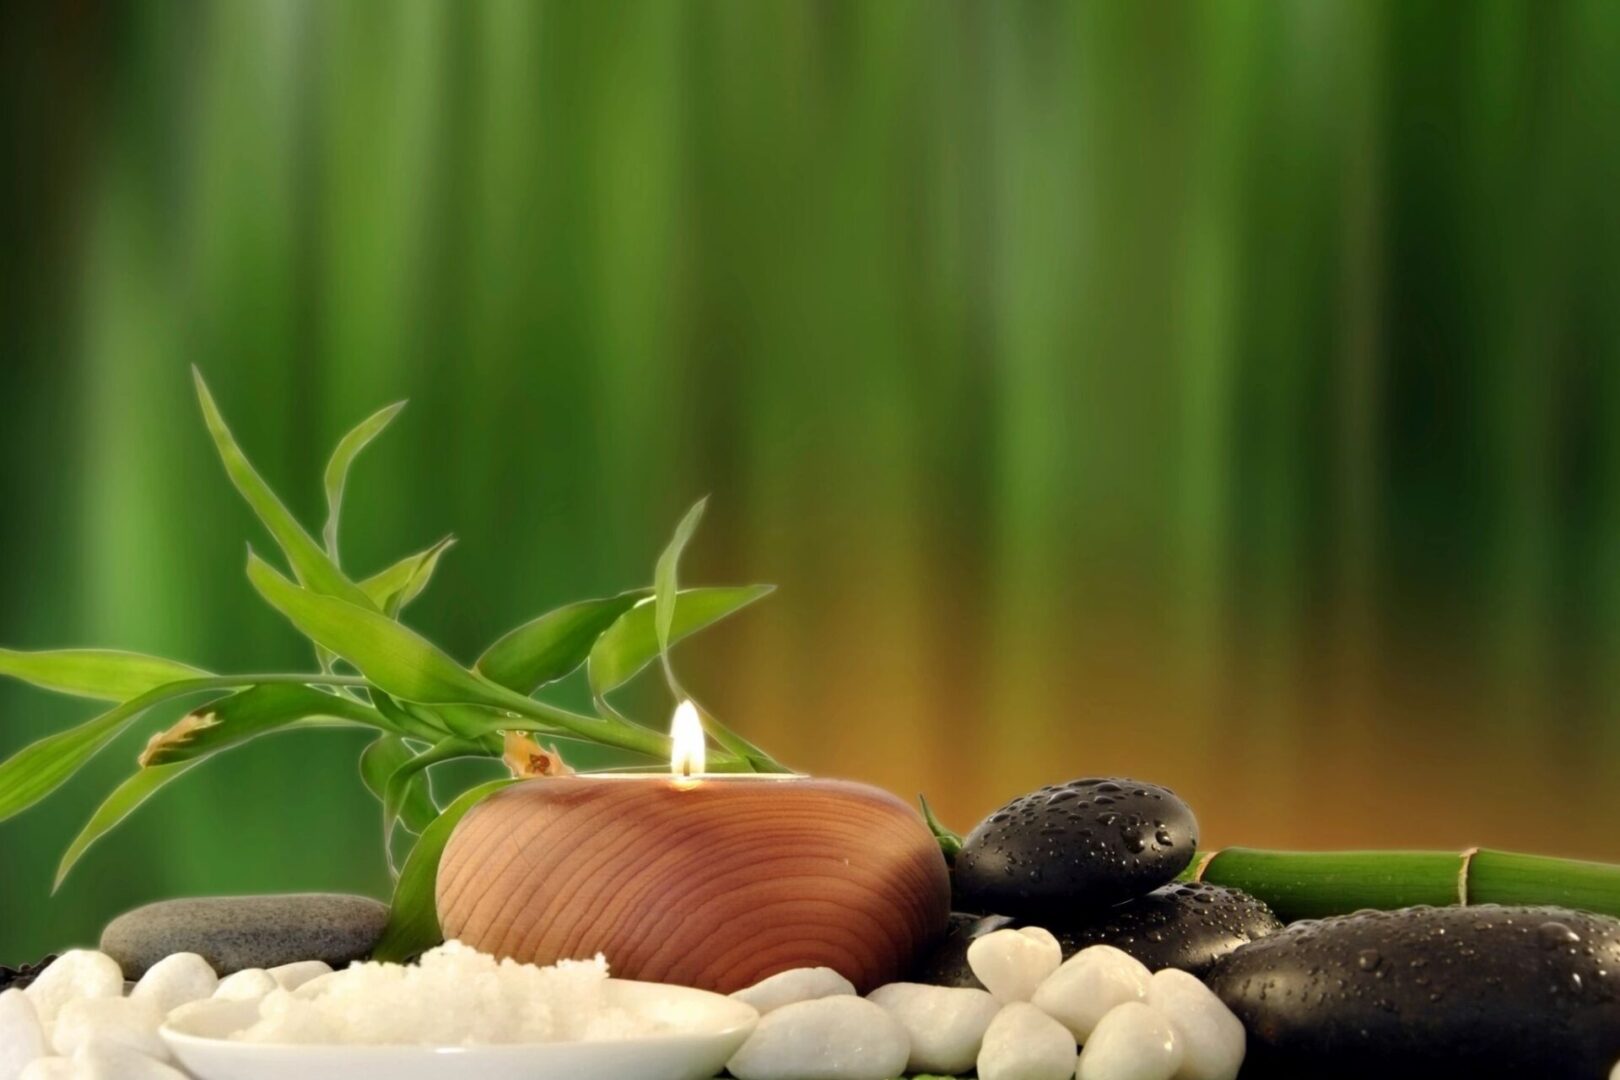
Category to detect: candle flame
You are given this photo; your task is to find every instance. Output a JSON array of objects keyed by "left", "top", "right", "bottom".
[{"left": 669, "top": 700, "right": 706, "bottom": 778}]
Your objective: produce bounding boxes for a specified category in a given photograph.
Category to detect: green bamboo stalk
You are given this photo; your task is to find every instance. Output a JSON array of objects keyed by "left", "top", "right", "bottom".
[{"left": 1186, "top": 847, "right": 1620, "bottom": 922}]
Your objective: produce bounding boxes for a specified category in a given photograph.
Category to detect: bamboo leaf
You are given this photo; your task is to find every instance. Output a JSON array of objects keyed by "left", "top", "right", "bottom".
[
  {"left": 476, "top": 591, "right": 647, "bottom": 693},
  {"left": 359, "top": 536, "right": 457, "bottom": 617},
  {"left": 55, "top": 761, "right": 199, "bottom": 890},
  {"left": 382, "top": 737, "right": 483, "bottom": 853},
  {"left": 587, "top": 586, "right": 774, "bottom": 698},
  {"left": 373, "top": 692, "right": 454, "bottom": 741},
  {"left": 246, "top": 552, "right": 511, "bottom": 709},
  {"left": 0, "top": 648, "right": 209, "bottom": 703},
  {"left": 654, "top": 498, "right": 707, "bottom": 694},
  {"left": 139, "top": 684, "right": 380, "bottom": 767},
  {"left": 192, "top": 368, "right": 374, "bottom": 609},
  {"left": 322, "top": 401, "right": 407, "bottom": 563},
  {"left": 918, "top": 794, "right": 963, "bottom": 863},
  {"left": 372, "top": 779, "right": 516, "bottom": 962},
  {"left": 360, "top": 735, "right": 438, "bottom": 837},
  {"left": 408, "top": 702, "right": 505, "bottom": 739},
  {"left": 0, "top": 677, "right": 228, "bottom": 823}
]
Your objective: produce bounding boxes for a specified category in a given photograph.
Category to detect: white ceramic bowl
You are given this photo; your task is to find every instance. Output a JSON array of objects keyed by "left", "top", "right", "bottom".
[{"left": 160, "top": 980, "right": 759, "bottom": 1080}]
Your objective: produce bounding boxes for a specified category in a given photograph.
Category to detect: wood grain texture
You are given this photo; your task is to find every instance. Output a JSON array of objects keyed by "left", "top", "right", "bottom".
[{"left": 436, "top": 776, "right": 951, "bottom": 993}]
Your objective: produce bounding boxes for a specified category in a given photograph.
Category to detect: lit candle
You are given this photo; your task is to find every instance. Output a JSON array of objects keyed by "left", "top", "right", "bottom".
[
  {"left": 436, "top": 707, "right": 952, "bottom": 993},
  {"left": 669, "top": 700, "right": 707, "bottom": 780}
]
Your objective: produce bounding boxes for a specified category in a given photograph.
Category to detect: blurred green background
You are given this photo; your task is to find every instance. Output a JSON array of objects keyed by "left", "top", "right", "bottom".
[{"left": 4, "top": 0, "right": 1620, "bottom": 961}]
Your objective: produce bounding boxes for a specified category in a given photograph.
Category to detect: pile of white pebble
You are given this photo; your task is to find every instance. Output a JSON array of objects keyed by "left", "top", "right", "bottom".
[
  {"left": 727, "top": 926, "right": 1245, "bottom": 1080},
  {"left": 0, "top": 948, "right": 333, "bottom": 1080}
]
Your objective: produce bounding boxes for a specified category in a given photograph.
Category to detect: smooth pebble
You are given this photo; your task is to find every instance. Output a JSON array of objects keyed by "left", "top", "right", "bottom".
[
  {"left": 730, "top": 967, "right": 856, "bottom": 1016},
  {"left": 1032, "top": 944, "right": 1151, "bottom": 1042},
  {"left": 268, "top": 961, "right": 332, "bottom": 992},
  {"left": 101, "top": 894, "right": 387, "bottom": 978},
  {"left": 1040, "top": 883, "right": 1282, "bottom": 977},
  {"left": 968, "top": 927, "right": 1063, "bottom": 1003},
  {"left": 1144, "top": 970, "right": 1243, "bottom": 1080},
  {"left": 17, "top": 1061, "right": 80, "bottom": 1080},
  {"left": 213, "top": 968, "right": 278, "bottom": 1002},
  {"left": 0, "top": 989, "right": 48, "bottom": 1080},
  {"left": 955, "top": 778, "right": 1199, "bottom": 915},
  {"left": 867, "top": 982, "right": 1000, "bottom": 1075},
  {"left": 977, "top": 1001, "right": 1078, "bottom": 1080},
  {"left": 1611, "top": 1060, "right": 1619, "bottom": 1080},
  {"left": 1207, "top": 904, "right": 1620, "bottom": 1079},
  {"left": 23, "top": 952, "right": 123, "bottom": 1025},
  {"left": 130, "top": 953, "right": 218, "bottom": 1014},
  {"left": 75, "top": 1043, "right": 188, "bottom": 1080},
  {"left": 50, "top": 997, "right": 166, "bottom": 1060},
  {"left": 727, "top": 995, "right": 910, "bottom": 1080},
  {"left": 1078, "top": 1002, "right": 1182, "bottom": 1080}
]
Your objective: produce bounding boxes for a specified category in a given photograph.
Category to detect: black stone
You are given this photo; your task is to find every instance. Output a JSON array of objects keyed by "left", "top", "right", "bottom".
[
  {"left": 1041, "top": 881, "right": 1281, "bottom": 976},
  {"left": 909, "top": 912, "right": 1016, "bottom": 988},
  {"left": 101, "top": 894, "right": 389, "bottom": 978},
  {"left": 1206, "top": 904, "right": 1620, "bottom": 1080},
  {"left": 0, "top": 954, "right": 56, "bottom": 992},
  {"left": 911, "top": 883, "right": 1277, "bottom": 987},
  {"left": 954, "top": 778, "right": 1199, "bottom": 915}
]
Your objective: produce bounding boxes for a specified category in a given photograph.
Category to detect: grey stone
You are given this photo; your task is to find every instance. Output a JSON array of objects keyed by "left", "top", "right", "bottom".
[{"left": 100, "top": 894, "right": 388, "bottom": 978}]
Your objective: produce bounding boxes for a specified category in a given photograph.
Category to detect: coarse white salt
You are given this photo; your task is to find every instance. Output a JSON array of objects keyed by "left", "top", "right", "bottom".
[{"left": 227, "top": 941, "right": 671, "bottom": 1047}]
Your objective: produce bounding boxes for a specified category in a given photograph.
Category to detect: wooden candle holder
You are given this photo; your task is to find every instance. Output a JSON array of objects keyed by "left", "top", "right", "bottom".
[{"left": 436, "top": 776, "right": 951, "bottom": 993}]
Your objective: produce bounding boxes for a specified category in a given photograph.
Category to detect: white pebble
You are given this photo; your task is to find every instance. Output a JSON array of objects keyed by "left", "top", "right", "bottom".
[
  {"left": 1612, "top": 1060, "right": 1620, "bottom": 1080},
  {"left": 23, "top": 952, "right": 124, "bottom": 1026},
  {"left": 1032, "top": 944, "right": 1152, "bottom": 1041},
  {"left": 74, "top": 1043, "right": 188, "bottom": 1080},
  {"left": 0, "top": 989, "right": 49, "bottom": 1080},
  {"left": 968, "top": 927, "right": 1063, "bottom": 1003},
  {"left": 727, "top": 995, "right": 910, "bottom": 1080},
  {"left": 213, "top": 968, "right": 278, "bottom": 1002},
  {"left": 977, "top": 1001, "right": 1077, "bottom": 1080},
  {"left": 130, "top": 953, "right": 218, "bottom": 1015},
  {"left": 1019, "top": 925, "right": 1062, "bottom": 953},
  {"left": 50, "top": 997, "right": 166, "bottom": 1061},
  {"left": 17, "top": 1061, "right": 82, "bottom": 1080},
  {"left": 268, "top": 961, "right": 332, "bottom": 992},
  {"left": 868, "top": 982, "right": 1000, "bottom": 1075},
  {"left": 1078, "top": 1001, "right": 1183, "bottom": 1080},
  {"left": 1144, "top": 970, "right": 1244, "bottom": 1080},
  {"left": 729, "top": 967, "right": 856, "bottom": 1016}
]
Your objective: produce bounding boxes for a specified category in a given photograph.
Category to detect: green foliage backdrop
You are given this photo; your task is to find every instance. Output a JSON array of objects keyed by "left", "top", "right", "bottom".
[{"left": 3, "top": 1, "right": 1620, "bottom": 959}]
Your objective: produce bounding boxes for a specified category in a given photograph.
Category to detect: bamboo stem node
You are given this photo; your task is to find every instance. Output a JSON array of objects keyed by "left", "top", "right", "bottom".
[{"left": 1458, "top": 845, "right": 1480, "bottom": 906}]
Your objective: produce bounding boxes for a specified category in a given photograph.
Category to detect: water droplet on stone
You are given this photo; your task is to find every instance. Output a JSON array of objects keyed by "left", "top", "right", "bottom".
[{"left": 1537, "top": 921, "right": 1580, "bottom": 950}]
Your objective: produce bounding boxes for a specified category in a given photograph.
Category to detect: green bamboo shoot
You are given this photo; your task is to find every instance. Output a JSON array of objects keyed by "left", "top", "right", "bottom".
[{"left": 1185, "top": 846, "right": 1620, "bottom": 922}]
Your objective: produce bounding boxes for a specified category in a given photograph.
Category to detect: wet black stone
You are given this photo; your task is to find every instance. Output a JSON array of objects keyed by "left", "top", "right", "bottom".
[
  {"left": 909, "top": 912, "right": 1016, "bottom": 988},
  {"left": 1206, "top": 904, "right": 1620, "bottom": 1080},
  {"left": 1040, "top": 881, "right": 1281, "bottom": 976},
  {"left": 911, "top": 883, "right": 1277, "bottom": 987},
  {"left": 0, "top": 954, "right": 56, "bottom": 992},
  {"left": 954, "top": 778, "right": 1199, "bottom": 915}
]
